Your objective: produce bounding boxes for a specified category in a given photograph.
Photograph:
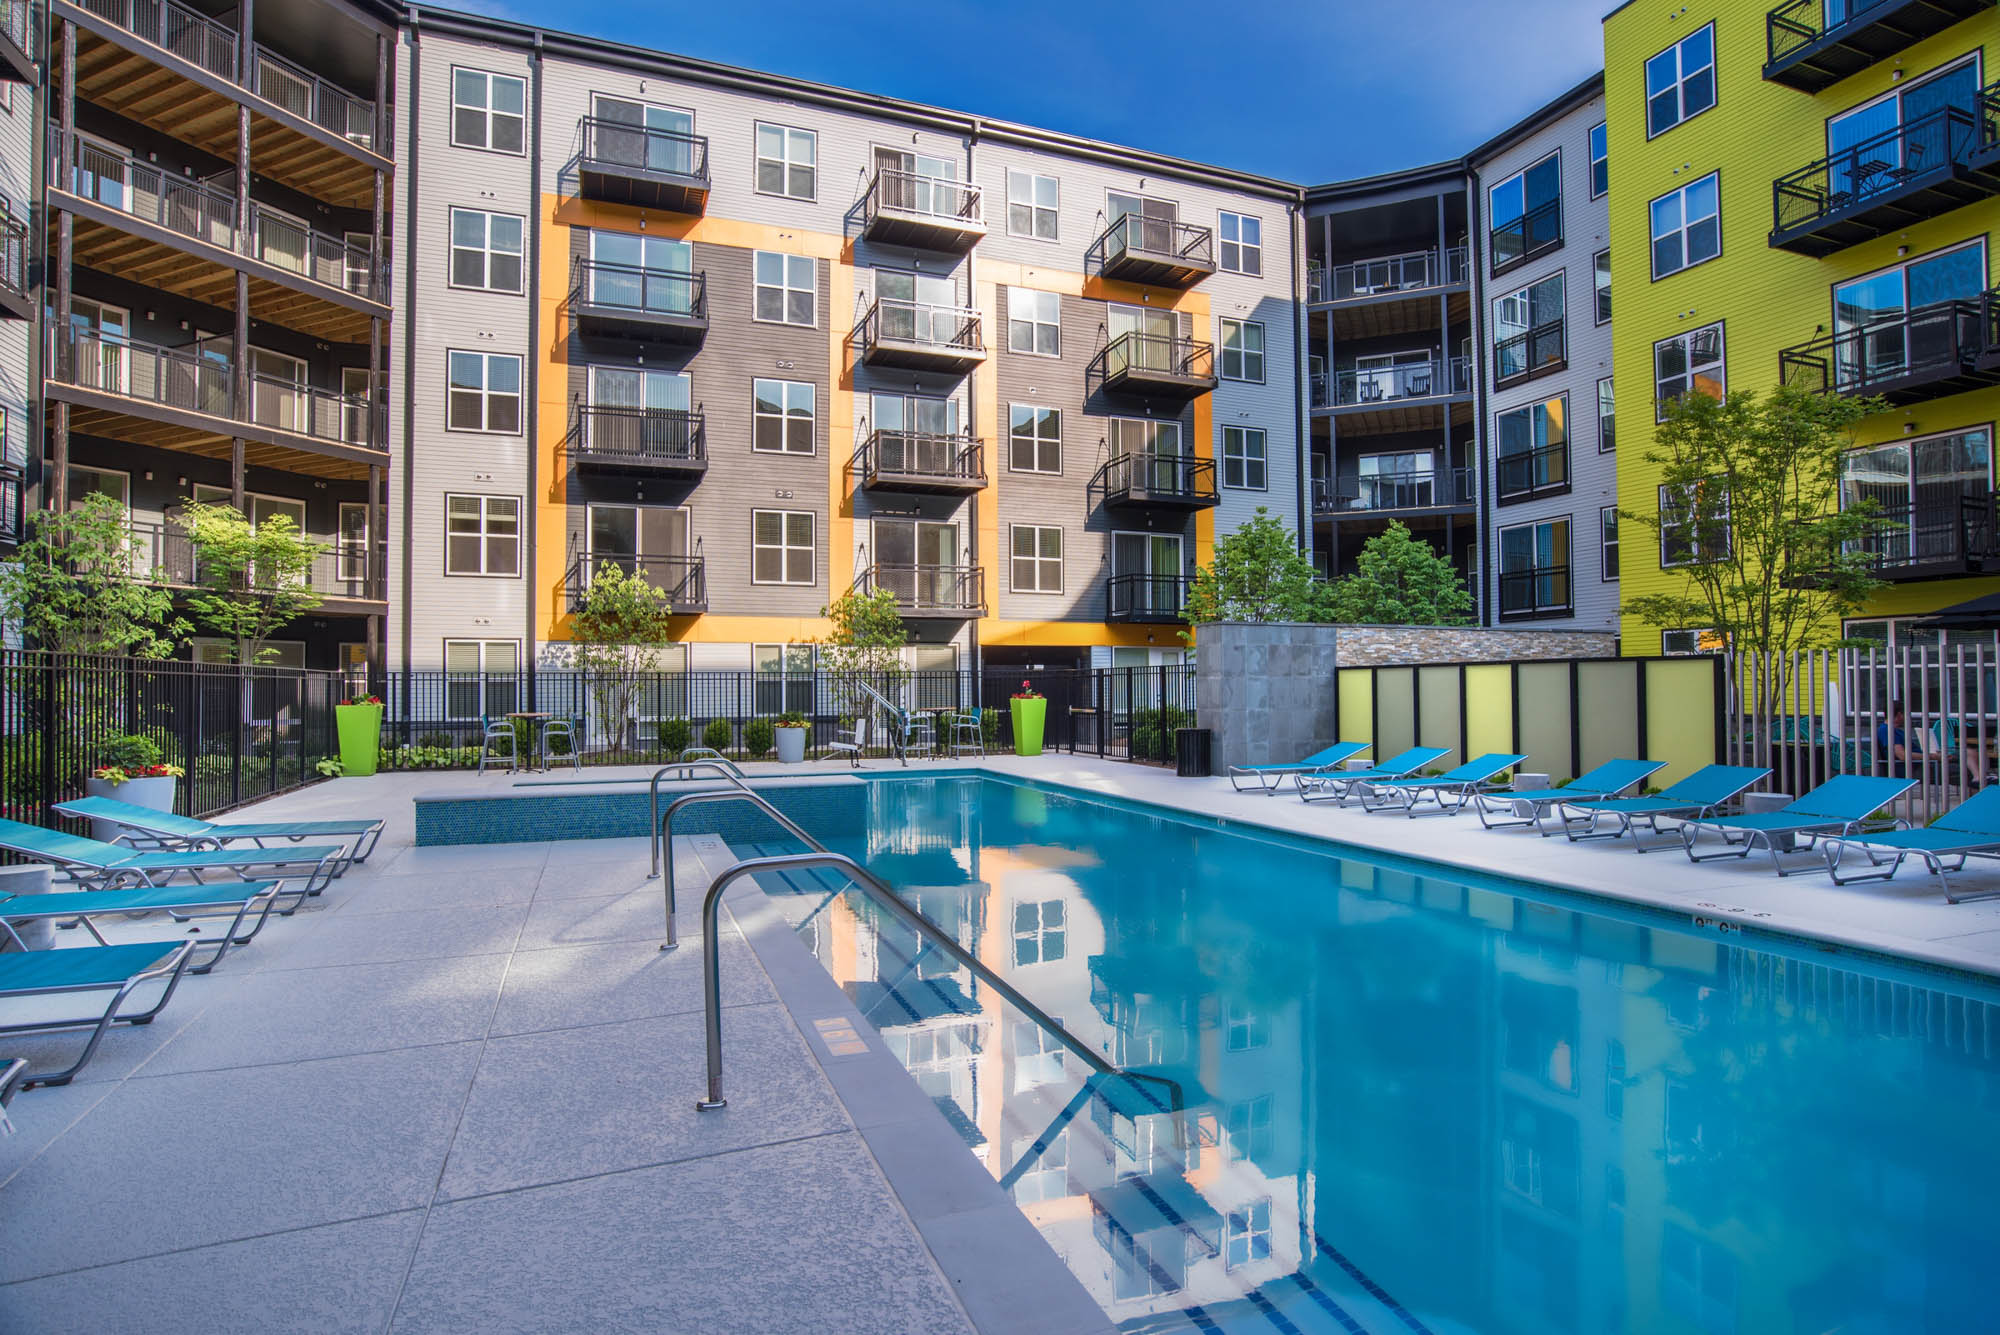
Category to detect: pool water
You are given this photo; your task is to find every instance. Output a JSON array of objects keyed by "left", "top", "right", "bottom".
[{"left": 755, "top": 775, "right": 2000, "bottom": 1334}]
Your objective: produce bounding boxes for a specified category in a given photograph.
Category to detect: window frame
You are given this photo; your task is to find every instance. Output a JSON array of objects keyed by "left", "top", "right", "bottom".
[
  {"left": 1600, "top": 505, "right": 1620, "bottom": 582},
  {"left": 1009, "top": 524, "right": 1064, "bottom": 594},
  {"left": 1594, "top": 249, "right": 1612, "bottom": 325},
  {"left": 1007, "top": 403, "right": 1062, "bottom": 475},
  {"left": 1653, "top": 321, "right": 1727, "bottom": 421},
  {"left": 1493, "top": 393, "right": 1572, "bottom": 505},
  {"left": 1645, "top": 21, "right": 1718, "bottom": 140},
  {"left": 751, "top": 377, "right": 817, "bottom": 456},
  {"left": 449, "top": 67, "right": 527, "bottom": 156},
  {"left": 1218, "top": 210, "right": 1262, "bottom": 275},
  {"left": 1006, "top": 287, "right": 1061, "bottom": 358},
  {"left": 750, "top": 508, "right": 816, "bottom": 586},
  {"left": 445, "top": 349, "right": 524, "bottom": 435},
  {"left": 1598, "top": 376, "right": 1616, "bottom": 453},
  {"left": 1497, "top": 516, "right": 1574, "bottom": 619},
  {"left": 1218, "top": 317, "right": 1265, "bottom": 383},
  {"left": 1006, "top": 169, "right": 1059, "bottom": 241},
  {"left": 447, "top": 206, "right": 526, "bottom": 294},
  {"left": 1658, "top": 480, "right": 1733, "bottom": 567},
  {"left": 753, "top": 121, "right": 818, "bottom": 202},
  {"left": 1221, "top": 425, "right": 1268, "bottom": 491},
  {"left": 1589, "top": 122, "right": 1608, "bottom": 199},
  {"left": 1649, "top": 171, "right": 1722, "bottom": 281},
  {"left": 1487, "top": 149, "right": 1564, "bottom": 276},
  {"left": 443, "top": 493, "right": 521, "bottom": 578},
  {"left": 752, "top": 250, "right": 817, "bottom": 328},
  {"left": 442, "top": 639, "right": 521, "bottom": 721}
]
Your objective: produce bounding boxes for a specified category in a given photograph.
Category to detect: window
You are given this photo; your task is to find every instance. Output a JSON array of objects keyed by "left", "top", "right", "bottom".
[
  {"left": 1598, "top": 376, "right": 1616, "bottom": 452},
  {"left": 1227, "top": 1096, "right": 1273, "bottom": 1161},
  {"left": 1646, "top": 23, "right": 1716, "bottom": 137},
  {"left": 444, "top": 640, "right": 519, "bottom": 719},
  {"left": 446, "top": 351, "right": 522, "bottom": 433},
  {"left": 1823, "top": 59, "right": 1978, "bottom": 204},
  {"left": 1589, "top": 121, "right": 1608, "bottom": 198},
  {"left": 1010, "top": 1129, "right": 1067, "bottom": 1204},
  {"left": 752, "top": 379, "right": 815, "bottom": 454},
  {"left": 448, "top": 208, "right": 524, "bottom": 292},
  {"left": 1594, "top": 249, "right": 1611, "bottom": 323},
  {"left": 1011, "top": 524, "right": 1062, "bottom": 593},
  {"left": 1605, "top": 1040, "right": 1626, "bottom": 1119},
  {"left": 1224, "top": 1200, "right": 1272, "bottom": 1271},
  {"left": 753, "top": 644, "right": 814, "bottom": 716},
  {"left": 1219, "top": 318, "right": 1265, "bottom": 382},
  {"left": 1008, "top": 404, "right": 1061, "bottom": 473},
  {"left": 1499, "top": 519, "right": 1572, "bottom": 618},
  {"left": 753, "top": 251, "right": 815, "bottom": 326},
  {"left": 1650, "top": 173, "right": 1720, "bottom": 280},
  {"left": 754, "top": 122, "right": 816, "bottom": 200},
  {"left": 444, "top": 495, "right": 520, "bottom": 576},
  {"left": 1839, "top": 427, "right": 1993, "bottom": 565},
  {"left": 1830, "top": 242, "right": 1987, "bottom": 390},
  {"left": 1225, "top": 999, "right": 1268, "bottom": 1051},
  {"left": 1219, "top": 211, "right": 1262, "bottom": 275},
  {"left": 1012, "top": 1021, "right": 1066, "bottom": 1095},
  {"left": 1661, "top": 628, "right": 1724, "bottom": 655},
  {"left": 593, "top": 95, "right": 697, "bottom": 175},
  {"left": 1653, "top": 323, "right": 1725, "bottom": 419},
  {"left": 1493, "top": 273, "right": 1566, "bottom": 383},
  {"left": 1659, "top": 481, "right": 1731, "bottom": 566},
  {"left": 1007, "top": 288, "right": 1060, "bottom": 356},
  {"left": 751, "top": 509, "right": 814, "bottom": 585},
  {"left": 1489, "top": 151, "right": 1562, "bottom": 272},
  {"left": 1495, "top": 396, "right": 1569, "bottom": 502},
  {"left": 1601, "top": 506, "right": 1620, "bottom": 581},
  {"left": 450, "top": 69, "right": 525, "bottom": 153},
  {"left": 1222, "top": 426, "right": 1267, "bottom": 490},
  {"left": 1013, "top": 899, "right": 1066, "bottom": 966},
  {"left": 1663, "top": 1225, "right": 1739, "bottom": 1335},
  {"left": 1007, "top": 170, "right": 1058, "bottom": 240}
]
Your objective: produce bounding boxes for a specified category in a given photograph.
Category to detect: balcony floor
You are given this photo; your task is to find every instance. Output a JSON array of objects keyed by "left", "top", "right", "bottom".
[
  {"left": 576, "top": 163, "right": 709, "bottom": 216},
  {"left": 859, "top": 340, "right": 986, "bottom": 375}
]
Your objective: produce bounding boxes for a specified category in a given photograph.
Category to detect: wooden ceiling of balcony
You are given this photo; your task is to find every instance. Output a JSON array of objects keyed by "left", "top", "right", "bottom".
[
  {"left": 66, "top": 217, "right": 377, "bottom": 344},
  {"left": 1321, "top": 399, "right": 1474, "bottom": 439},
  {"left": 1329, "top": 290, "right": 1470, "bottom": 341},
  {"left": 68, "top": 28, "right": 379, "bottom": 210},
  {"left": 64, "top": 405, "right": 374, "bottom": 480}
]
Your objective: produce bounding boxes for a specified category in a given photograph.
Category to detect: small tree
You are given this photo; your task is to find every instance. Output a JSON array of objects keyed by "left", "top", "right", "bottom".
[
  {"left": 819, "top": 587, "right": 910, "bottom": 733},
  {"left": 177, "top": 501, "right": 328, "bottom": 663},
  {"left": 0, "top": 492, "right": 183, "bottom": 656},
  {"left": 570, "top": 561, "right": 678, "bottom": 749},
  {"left": 1180, "top": 507, "right": 1333, "bottom": 637},
  {"left": 1324, "top": 521, "right": 1474, "bottom": 625}
]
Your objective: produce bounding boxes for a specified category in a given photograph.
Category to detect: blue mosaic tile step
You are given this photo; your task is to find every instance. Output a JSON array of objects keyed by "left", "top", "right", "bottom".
[{"left": 413, "top": 778, "right": 865, "bottom": 846}]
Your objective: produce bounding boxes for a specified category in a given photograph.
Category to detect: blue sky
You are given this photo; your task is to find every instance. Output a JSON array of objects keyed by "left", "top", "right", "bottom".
[{"left": 444, "top": 0, "right": 1609, "bottom": 183}]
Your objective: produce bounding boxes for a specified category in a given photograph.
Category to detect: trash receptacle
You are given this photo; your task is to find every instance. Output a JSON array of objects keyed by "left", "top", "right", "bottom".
[{"left": 1175, "top": 727, "right": 1212, "bottom": 778}]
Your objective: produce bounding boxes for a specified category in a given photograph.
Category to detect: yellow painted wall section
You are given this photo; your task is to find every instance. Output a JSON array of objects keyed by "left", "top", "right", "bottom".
[
  {"left": 1643, "top": 658, "right": 1720, "bottom": 786},
  {"left": 1337, "top": 670, "right": 1374, "bottom": 751},
  {"left": 1463, "top": 664, "right": 1515, "bottom": 760},
  {"left": 827, "top": 248, "right": 855, "bottom": 596},
  {"left": 1601, "top": 9, "right": 2000, "bottom": 653},
  {"left": 537, "top": 192, "right": 574, "bottom": 644},
  {"left": 973, "top": 275, "right": 1002, "bottom": 618}
]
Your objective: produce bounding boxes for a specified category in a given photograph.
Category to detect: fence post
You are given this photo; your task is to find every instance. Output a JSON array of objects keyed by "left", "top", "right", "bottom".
[
  {"left": 230, "top": 666, "right": 244, "bottom": 810},
  {"left": 38, "top": 656, "right": 56, "bottom": 826}
]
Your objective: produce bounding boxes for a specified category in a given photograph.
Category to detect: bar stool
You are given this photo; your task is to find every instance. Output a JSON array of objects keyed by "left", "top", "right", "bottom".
[
  {"left": 947, "top": 711, "right": 985, "bottom": 759},
  {"left": 542, "top": 716, "right": 582, "bottom": 773},
  {"left": 477, "top": 716, "right": 517, "bottom": 775}
]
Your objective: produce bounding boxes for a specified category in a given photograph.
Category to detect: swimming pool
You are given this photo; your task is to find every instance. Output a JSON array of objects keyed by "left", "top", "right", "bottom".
[{"left": 754, "top": 774, "right": 2000, "bottom": 1334}]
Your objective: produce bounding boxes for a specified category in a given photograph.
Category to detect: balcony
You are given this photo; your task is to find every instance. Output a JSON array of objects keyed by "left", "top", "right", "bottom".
[
  {"left": 0, "top": 0, "right": 34, "bottom": 83},
  {"left": 1489, "top": 200, "right": 1562, "bottom": 278},
  {"left": 1494, "top": 443, "right": 1570, "bottom": 505},
  {"left": 1089, "top": 331, "right": 1217, "bottom": 399},
  {"left": 570, "top": 257, "right": 707, "bottom": 345},
  {"left": 1779, "top": 299, "right": 2000, "bottom": 406},
  {"left": 1106, "top": 573, "right": 1190, "bottom": 624},
  {"left": 1313, "top": 467, "right": 1476, "bottom": 515},
  {"left": 1492, "top": 320, "right": 1566, "bottom": 389},
  {"left": 853, "top": 298, "right": 985, "bottom": 374},
  {"left": 0, "top": 463, "right": 21, "bottom": 547},
  {"left": 861, "top": 169, "right": 985, "bottom": 253},
  {"left": 852, "top": 430, "right": 986, "bottom": 495},
  {"left": 565, "top": 402, "right": 706, "bottom": 476},
  {"left": 576, "top": 116, "right": 710, "bottom": 215},
  {"left": 854, "top": 563, "right": 985, "bottom": 619},
  {"left": 1765, "top": 0, "right": 1990, "bottom": 93},
  {"left": 1087, "top": 215, "right": 1215, "bottom": 288},
  {"left": 128, "top": 517, "right": 387, "bottom": 605},
  {"left": 1310, "top": 245, "right": 1468, "bottom": 304},
  {"left": 1314, "top": 356, "right": 1472, "bottom": 410},
  {"left": 565, "top": 552, "right": 707, "bottom": 614},
  {"left": 1498, "top": 566, "right": 1573, "bottom": 621},
  {"left": 1771, "top": 104, "right": 1998, "bottom": 257},
  {"left": 1843, "top": 494, "right": 2000, "bottom": 581},
  {"left": 0, "top": 205, "right": 26, "bottom": 322},
  {"left": 1092, "top": 453, "right": 1218, "bottom": 513},
  {"left": 253, "top": 43, "right": 375, "bottom": 148}
]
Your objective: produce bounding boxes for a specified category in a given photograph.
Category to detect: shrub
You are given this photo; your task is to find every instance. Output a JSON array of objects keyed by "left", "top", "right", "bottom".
[
  {"left": 702, "top": 717, "right": 732, "bottom": 752},
  {"left": 416, "top": 731, "right": 454, "bottom": 750},
  {"left": 315, "top": 756, "right": 346, "bottom": 778},
  {"left": 744, "top": 718, "right": 775, "bottom": 757},
  {"left": 99, "top": 733, "right": 163, "bottom": 772},
  {"left": 1129, "top": 706, "right": 1194, "bottom": 762},
  {"left": 658, "top": 717, "right": 693, "bottom": 755},
  {"left": 981, "top": 708, "right": 1002, "bottom": 747}
]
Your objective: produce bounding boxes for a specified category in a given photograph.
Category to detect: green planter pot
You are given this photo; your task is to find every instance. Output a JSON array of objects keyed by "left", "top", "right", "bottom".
[
  {"left": 336, "top": 703, "right": 385, "bottom": 777},
  {"left": 1010, "top": 696, "right": 1046, "bottom": 757}
]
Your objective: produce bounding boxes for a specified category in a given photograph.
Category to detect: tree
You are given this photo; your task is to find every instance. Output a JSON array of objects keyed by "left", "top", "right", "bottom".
[
  {"left": 819, "top": 588, "right": 908, "bottom": 726},
  {"left": 176, "top": 501, "right": 329, "bottom": 663},
  {"left": 570, "top": 561, "right": 679, "bottom": 749},
  {"left": 1180, "top": 507, "right": 1333, "bottom": 635},
  {"left": 1324, "top": 521, "right": 1475, "bottom": 625},
  {"left": 0, "top": 492, "right": 184, "bottom": 656}
]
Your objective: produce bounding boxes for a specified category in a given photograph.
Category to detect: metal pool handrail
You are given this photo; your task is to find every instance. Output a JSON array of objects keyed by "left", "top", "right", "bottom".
[
  {"left": 655, "top": 786, "right": 824, "bottom": 949},
  {"left": 646, "top": 752, "right": 751, "bottom": 877}
]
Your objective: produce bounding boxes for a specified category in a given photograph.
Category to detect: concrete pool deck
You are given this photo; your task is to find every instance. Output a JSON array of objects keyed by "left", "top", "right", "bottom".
[{"left": 5, "top": 753, "right": 2000, "bottom": 1333}]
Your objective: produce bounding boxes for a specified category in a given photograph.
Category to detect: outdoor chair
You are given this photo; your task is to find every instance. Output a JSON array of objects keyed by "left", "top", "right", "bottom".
[
  {"left": 541, "top": 717, "right": 583, "bottom": 773},
  {"left": 1679, "top": 774, "right": 1916, "bottom": 875},
  {"left": 0, "top": 938, "right": 197, "bottom": 1089},
  {"left": 0, "top": 817, "right": 344, "bottom": 899},
  {"left": 1297, "top": 746, "right": 1450, "bottom": 806},
  {"left": 1822, "top": 786, "right": 2000, "bottom": 902},
  {"left": 828, "top": 716, "right": 866, "bottom": 768},
  {"left": 1, "top": 1056, "right": 25, "bottom": 1132},
  {"left": 477, "top": 715, "right": 517, "bottom": 775},
  {"left": 1227, "top": 741, "right": 1370, "bottom": 796},
  {"left": 947, "top": 712, "right": 985, "bottom": 759},
  {"left": 0, "top": 880, "right": 285, "bottom": 973},
  {"left": 887, "top": 708, "right": 935, "bottom": 766},
  {"left": 1357, "top": 753, "right": 1528, "bottom": 817},
  {"left": 1555, "top": 764, "right": 1771, "bottom": 852},
  {"left": 1473, "top": 759, "right": 1667, "bottom": 835},
  {"left": 51, "top": 796, "right": 385, "bottom": 874}
]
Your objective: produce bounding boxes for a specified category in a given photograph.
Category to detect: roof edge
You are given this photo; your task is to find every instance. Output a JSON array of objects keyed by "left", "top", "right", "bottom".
[{"left": 1464, "top": 70, "right": 1606, "bottom": 166}]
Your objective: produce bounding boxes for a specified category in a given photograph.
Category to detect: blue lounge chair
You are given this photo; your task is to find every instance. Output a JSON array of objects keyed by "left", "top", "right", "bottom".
[
  {"left": 0, "top": 817, "right": 343, "bottom": 899},
  {"left": 0, "top": 939, "right": 197, "bottom": 1088},
  {"left": 1822, "top": 786, "right": 2000, "bottom": 902},
  {"left": 52, "top": 796, "right": 385, "bottom": 873},
  {"left": 1556, "top": 765, "right": 1771, "bottom": 852},
  {"left": 1227, "top": 741, "right": 1370, "bottom": 795},
  {"left": 1474, "top": 758, "right": 1668, "bottom": 835},
  {"left": 1358, "top": 753, "right": 1529, "bottom": 817},
  {"left": 1298, "top": 747, "right": 1452, "bottom": 806},
  {"left": 0, "top": 1055, "right": 24, "bottom": 1133},
  {"left": 1680, "top": 774, "right": 1916, "bottom": 875},
  {"left": 0, "top": 881, "right": 285, "bottom": 973}
]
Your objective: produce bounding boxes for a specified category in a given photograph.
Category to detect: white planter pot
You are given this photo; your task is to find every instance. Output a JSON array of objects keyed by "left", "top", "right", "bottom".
[
  {"left": 84, "top": 774, "right": 178, "bottom": 845},
  {"left": 775, "top": 727, "right": 807, "bottom": 764},
  {"left": 0, "top": 863, "right": 52, "bottom": 949}
]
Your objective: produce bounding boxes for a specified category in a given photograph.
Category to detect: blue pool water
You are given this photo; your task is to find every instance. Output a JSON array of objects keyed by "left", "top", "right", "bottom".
[{"left": 756, "top": 775, "right": 2000, "bottom": 1335}]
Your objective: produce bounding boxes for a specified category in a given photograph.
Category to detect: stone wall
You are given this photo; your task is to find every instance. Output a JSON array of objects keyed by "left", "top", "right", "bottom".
[{"left": 1331, "top": 624, "right": 1617, "bottom": 666}]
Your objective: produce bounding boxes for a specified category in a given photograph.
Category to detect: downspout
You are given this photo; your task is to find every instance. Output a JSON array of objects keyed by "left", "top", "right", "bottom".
[
  {"left": 24, "top": 0, "right": 46, "bottom": 513},
  {"left": 1289, "top": 195, "right": 1306, "bottom": 552},
  {"left": 399, "top": 13, "right": 421, "bottom": 673},
  {"left": 1467, "top": 164, "right": 1491, "bottom": 627},
  {"left": 525, "top": 29, "right": 542, "bottom": 707}
]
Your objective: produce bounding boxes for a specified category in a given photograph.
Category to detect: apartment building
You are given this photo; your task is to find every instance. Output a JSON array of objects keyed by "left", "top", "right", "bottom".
[
  {"left": 1604, "top": 0, "right": 2000, "bottom": 654},
  {"left": 1470, "top": 74, "right": 1618, "bottom": 634},
  {"left": 391, "top": 10, "right": 1302, "bottom": 678},
  {"left": 0, "top": 4, "right": 33, "bottom": 544}
]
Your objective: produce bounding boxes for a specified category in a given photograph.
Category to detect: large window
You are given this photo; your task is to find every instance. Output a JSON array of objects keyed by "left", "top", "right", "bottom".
[
  {"left": 1007, "top": 288, "right": 1060, "bottom": 356},
  {"left": 1495, "top": 396, "right": 1569, "bottom": 502},
  {"left": 449, "top": 209, "right": 525, "bottom": 292},
  {"left": 1589, "top": 122, "right": 1608, "bottom": 198},
  {"left": 1659, "top": 481, "right": 1732, "bottom": 566},
  {"left": 1489, "top": 151, "right": 1562, "bottom": 272},
  {"left": 592, "top": 95, "right": 697, "bottom": 175},
  {"left": 754, "top": 122, "right": 816, "bottom": 200},
  {"left": 1840, "top": 426, "right": 1993, "bottom": 565},
  {"left": 1598, "top": 377, "right": 1616, "bottom": 452},
  {"left": 1013, "top": 898, "right": 1066, "bottom": 966},
  {"left": 753, "top": 251, "right": 815, "bottom": 326},
  {"left": 444, "top": 640, "right": 519, "bottom": 719},
  {"left": 1646, "top": 23, "right": 1715, "bottom": 138},
  {"left": 1010, "top": 524, "right": 1062, "bottom": 593},
  {"left": 1493, "top": 273, "right": 1566, "bottom": 383},
  {"left": 444, "top": 495, "right": 519, "bottom": 576},
  {"left": 1219, "top": 318, "right": 1265, "bottom": 382},
  {"left": 1653, "top": 323, "right": 1725, "bottom": 419},
  {"left": 1649, "top": 172, "right": 1720, "bottom": 279},
  {"left": 1008, "top": 404, "right": 1061, "bottom": 473},
  {"left": 1222, "top": 426, "right": 1267, "bottom": 490},
  {"left": 1219, "top": 211, "right": 1262, "bottom": 275},
  {"left": 1830, "top": 242, "right": 1987, "bottom": 390},
  {"left": 446, "top": 351, "right": 522, "bottom": 433},
  {"left": 1499, "top": 518, "right": 1572, "bottom": 619},
  {"left": 752, "top": 509, "right": 815, "bottom": 585},
  {"left": 1225, "top": 1200, "right": 1273, "bottom": 1272},
  {"left": 1825, "top": 59, "right": 1980, "bottom": 203},
  {"left": 450, "top": 69, "right": 525, "bottom": 153},
  {"left": 1007, "top": 170, "right": 1058, "bottom": 240},
  {"left": 752, "top": 379, "right": 815, "bottom": 454},
  {"left": 1594, "top": 250, "right": 1611, "bottom": 323},
  {"left": 753, "top": 644, "right": 814, "bottom": 716},
  {"left": 1601, "top": 506, "right": 1620, "bottom": 581}
]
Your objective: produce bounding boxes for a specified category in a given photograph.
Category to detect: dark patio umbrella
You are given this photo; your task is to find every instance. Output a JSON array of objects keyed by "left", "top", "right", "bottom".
[{"left": 1912, "top": 593, "right": 2000, "bottom": 628}]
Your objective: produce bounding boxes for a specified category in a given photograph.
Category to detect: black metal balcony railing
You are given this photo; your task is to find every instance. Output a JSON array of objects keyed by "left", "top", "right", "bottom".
[
  {"left": 855, "top": 563, "right": 985, "bottom": 617},
  {"left": 1490, "top": 199, "right": 1562, "bottom": 276},
  {"left": 566, "top": 402, "right": 706, "bottom": 471},
  {"left": 853, "top": 429, "right": 986, "bottom": 490},
  {"left": 1319, "top": 355, "right": 1471, "bottom": 408},
  {"left": 0, "top": 0, "right": 32, "bottom": 62},
  {"left": 0, "top": 204, "right": 24, "bottom": 304},
  {"left": 255, "top": 44, "right": 375, "bottom": 148},
  {"left": 1087, "top": 214, "right": 1216, "bottom": 286},
  {"left": 1495, "top": 442, "right": 1570, "bottom": 502},
  {"left": 1778, "top": 298, "right": 1999, "bottom": 405},
  {"left": 1315, "top": 466, "right": 1476, "bottom": 513},
  {"left": 1766, "top": 0, "right": 1989, "bottom": 92},
  {"left": 577, "top": 117, "right": 710, "bottom": 212},
  {"left": 0, "top": 463, "right": 22, "bottom": 547},
  {"left": 1771, "top": 104, "right": 1988, "bottom": 254},
  {"left": 1106, "top": 573, "right": 1191, "bottom": 623},
  {"left": 1089, "top": 331, "right": 1217, "bottom": 396},
  {"left": 1312, "top": 245, "right": 1469, "bottom": 302},
  {"left": 1498, "top": 566, "right": 1573, "bottom": 620},
  {"left": 572, "top": 258, "right": 705, "bottom": 318},
  {"left": 1493, "top": 319, "right": 1567, "bottom": 386},
  {"left": 1844, "top": 493, "right": 2000, "bottom": 577},
  {"left": 1093, "top": 452, "right": 1219, "bottom": 510},
  {"left": 250, "top": 204, "right": 383, "bottom": 299},
  {"left": 565, "top": 552, "right": 707, "bottom": 613},
  {"left": 78, "top": 0, "right": 239, "bottom": 81},
  {"left": 127, "top": 517, "right": 387, "bottom": 600},
  {"left": 855, "top": 298, "right": 985, "bottom": 368}
]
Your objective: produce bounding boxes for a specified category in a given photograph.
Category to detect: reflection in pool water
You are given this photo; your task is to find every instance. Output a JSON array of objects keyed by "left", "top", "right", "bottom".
[{"left": 754, "top": 776, "right": 2000, "bottom": 1334}]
